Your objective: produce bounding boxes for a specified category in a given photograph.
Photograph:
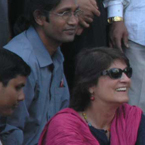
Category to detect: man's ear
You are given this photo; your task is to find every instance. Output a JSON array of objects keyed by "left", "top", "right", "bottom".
[{"left": 33, "top": 9, "right": 46, "bottom": 26}]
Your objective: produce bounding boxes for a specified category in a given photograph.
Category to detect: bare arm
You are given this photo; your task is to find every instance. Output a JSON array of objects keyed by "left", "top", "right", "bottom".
[
  {"left": 109, "top": 21, "right": 129, "bottom": 51},
  {"left": 104, "top": 0, "right": 130, "bottom": 51}
]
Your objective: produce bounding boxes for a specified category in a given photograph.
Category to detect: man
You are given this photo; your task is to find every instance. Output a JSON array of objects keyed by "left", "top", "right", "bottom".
[
  {"left": 61, "top": 0, "right": 107, "bottom": 89},
  {"left": 104, "top": 0, "right": 145, "bottom": 112},
  {"left": 0, "top": 48, "right": 30, "bottom": 145},
  {"left": 1, "top": 0, "right": 79, "bottom": 144}
]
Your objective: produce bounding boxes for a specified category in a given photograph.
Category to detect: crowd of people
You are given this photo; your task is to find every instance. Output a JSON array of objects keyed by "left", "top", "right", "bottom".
[{"left": 0, "top": 0, "right": 145, "bottom": 145}]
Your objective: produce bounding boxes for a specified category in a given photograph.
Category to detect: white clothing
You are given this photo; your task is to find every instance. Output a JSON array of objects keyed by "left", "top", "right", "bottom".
[
  {"left": 0, "top": 0, "right": 9, "bottom": 47},
  {"left": 125, "top": 41, "right": 145, "bottom": 112},
  {"left": 0, "top": 140, "right": 2, "bottom": 145},
  {"left": 103, "top": 0, "right": 145, "bottom": 46}
]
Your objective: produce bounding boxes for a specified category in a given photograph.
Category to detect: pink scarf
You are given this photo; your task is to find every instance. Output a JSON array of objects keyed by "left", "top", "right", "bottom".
[{"left": 38, "top": 103, "right": 142, "bottom": 145}]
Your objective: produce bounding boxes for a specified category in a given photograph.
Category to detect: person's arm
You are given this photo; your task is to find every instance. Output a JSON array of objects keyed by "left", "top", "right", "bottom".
[
  {"left": 136, "top": 114, "right": 145, "bottom": 145},
  {"left": 103, "top": 0, "right": 129, "bottom": 51},
  {"left": 76, "top": 0, "right": 100, "bottom": 35},
  {"left": 109, "top": 21, "right": 128, "bottom": 51}
]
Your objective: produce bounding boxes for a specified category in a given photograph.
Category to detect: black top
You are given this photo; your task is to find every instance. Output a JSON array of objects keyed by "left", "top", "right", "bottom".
[
  {"left": 89, "top": 125, "right": 110, "bottom": 144},
  {"left": 89, "top": 114, "right": 145, "bottom": 145}
]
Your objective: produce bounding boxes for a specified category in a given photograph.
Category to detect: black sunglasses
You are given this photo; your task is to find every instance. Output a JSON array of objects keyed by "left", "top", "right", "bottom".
[{"left": 101, "top": 67, "right": 132, "bottom": 79}]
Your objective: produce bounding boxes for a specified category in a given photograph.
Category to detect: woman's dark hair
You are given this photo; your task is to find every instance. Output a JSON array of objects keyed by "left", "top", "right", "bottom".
[
  {"left": 13, "top": 0, "right": 61, "bottom": 35},
  {"left": 69, "top": 47, "right": 130, "bottom": 111},
  {"left": 0, "top": 48, "right": 31, "bottom": 86}
]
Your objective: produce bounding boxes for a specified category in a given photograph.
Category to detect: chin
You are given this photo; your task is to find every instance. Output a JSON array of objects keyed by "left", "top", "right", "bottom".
[
  {"left": 117, "top": 94, "right": 129, "bottom": 103},
  {"left": 61, "top": 36, "right": 75, "bottom": 42},
  {"left": 118, "top": 98, "right": 129, "bottom": 104},
  {"left": 1, "top": 110, "right": 14, "bottom": 116}
]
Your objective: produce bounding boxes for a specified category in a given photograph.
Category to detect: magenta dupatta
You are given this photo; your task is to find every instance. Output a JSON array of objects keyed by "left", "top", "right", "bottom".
[{"left": 38, "top": 103, "right": 142, "bottom": 145}]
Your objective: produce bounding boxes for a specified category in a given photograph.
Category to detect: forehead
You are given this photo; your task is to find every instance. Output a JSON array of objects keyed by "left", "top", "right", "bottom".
[
  {"left": 7, "top": 75, "right": 27, "bottom": 86},
  {"left": 53, "top": 0, "right": 78, "bottom": 11},
  {"left": 109, "top": 59, "right": 127, "bottom": 69}
]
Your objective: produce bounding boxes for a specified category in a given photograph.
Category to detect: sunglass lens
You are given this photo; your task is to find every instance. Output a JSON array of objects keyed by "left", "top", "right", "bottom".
[
  {"left": 109, "top": 68, "right": 122, "bottom": 79},
  {"left": 124, "top": 67, "right": 132, "bottom": 78}
]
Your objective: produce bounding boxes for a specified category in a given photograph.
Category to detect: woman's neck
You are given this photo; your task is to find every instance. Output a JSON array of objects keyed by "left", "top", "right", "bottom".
[{"left": 81, "top": 103, "right": 119, "bottom": 131}]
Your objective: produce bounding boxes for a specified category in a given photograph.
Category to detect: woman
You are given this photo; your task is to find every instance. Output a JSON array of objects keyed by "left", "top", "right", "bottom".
[{"left": 38, "top": 47, "right": 145, "bottom": 145}]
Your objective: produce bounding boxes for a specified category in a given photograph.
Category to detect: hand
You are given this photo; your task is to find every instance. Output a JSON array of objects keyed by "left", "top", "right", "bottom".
[
  {"left": 77, "top": 0, "right": 100, "bottom": 28},
  {"left": 76, "top": 25, "right": 84, "bottom": 35},
  {"left": 109, "top": 21, "right": 129, "bottom": 52}
]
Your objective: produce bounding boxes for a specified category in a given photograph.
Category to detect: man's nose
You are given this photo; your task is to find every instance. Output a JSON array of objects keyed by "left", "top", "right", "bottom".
[{"left": 67, "top": 14, "right": 79, "bottom": 25}]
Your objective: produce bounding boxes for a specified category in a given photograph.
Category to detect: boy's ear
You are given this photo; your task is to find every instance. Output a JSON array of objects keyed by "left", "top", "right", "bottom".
[{"left": 33, "top": 9, "right": 46, "bottom": 26}]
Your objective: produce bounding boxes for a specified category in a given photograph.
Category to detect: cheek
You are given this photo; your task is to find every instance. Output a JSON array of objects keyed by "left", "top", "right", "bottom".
[
  {"left": 0, "top": 87, "right": 18, "bottom": 110},
  {"left": 95, "top": 82, "right": 115, "bottom": 100},
  {"left": 0, "top": 97, "right": 15, "bottom": 115},
  {"left": 4, "top": 91, "right": 17, "bottom": 104},
  {"left": 50, "top": 20, "right": 66, "bottom": 32}
]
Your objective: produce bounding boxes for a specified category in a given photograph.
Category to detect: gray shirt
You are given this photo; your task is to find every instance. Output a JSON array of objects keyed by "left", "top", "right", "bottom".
[
  {"left": 0, "top": 0, "right": 9, "bottom": 47},
  {"left": 1, "top": 27, "right": 70, "bottom": 145}
]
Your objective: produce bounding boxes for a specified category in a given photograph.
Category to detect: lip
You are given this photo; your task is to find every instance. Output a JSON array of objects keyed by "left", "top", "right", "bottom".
[
  {"left": 64, "top": 29, "right": 76, "bottom": 34},
  {"left": 115, "top": 86, "right": 129, "bottom": 92}
]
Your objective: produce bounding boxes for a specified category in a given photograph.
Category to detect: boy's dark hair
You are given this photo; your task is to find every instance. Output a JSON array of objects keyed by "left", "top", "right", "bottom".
[
  {"left": 70, "top": 47, "right": 130, "bottom": 111},
  {"left": 0, "top": 48, "right": 31, "bottom": 86}
]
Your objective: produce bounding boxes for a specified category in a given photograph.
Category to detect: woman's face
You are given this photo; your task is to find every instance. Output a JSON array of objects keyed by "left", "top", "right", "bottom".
[{"left": 90, "top": 59, "right": 131, "bottom": 105}]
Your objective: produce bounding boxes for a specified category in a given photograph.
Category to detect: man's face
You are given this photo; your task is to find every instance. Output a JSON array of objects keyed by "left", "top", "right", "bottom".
[
  {"left": 42, "top": 0, "right": 79, "bottom": 44},
  {"left": 0, "top": 75, "right": 26, "bottom": 116}
]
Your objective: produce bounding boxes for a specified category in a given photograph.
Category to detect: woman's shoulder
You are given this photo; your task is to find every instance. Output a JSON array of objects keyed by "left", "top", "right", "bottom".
[
  {"left": 38, "top": 108, "right": 92, "bottom": 145},
  {"left": 120, "top": 103, "right": 142, "bottom": 114},
  {"left": 49, "top": 108, "right": 84, "bottom": 127}
]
